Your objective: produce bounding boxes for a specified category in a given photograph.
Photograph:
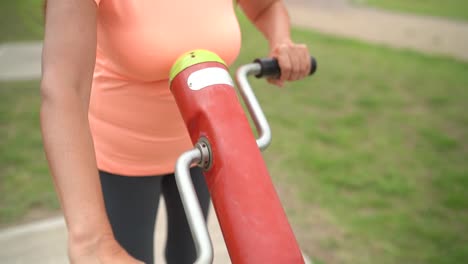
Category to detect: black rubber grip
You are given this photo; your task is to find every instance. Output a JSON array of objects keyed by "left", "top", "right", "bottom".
[{"left": 254, "top": 56, "right": 317, "bottom": 78}]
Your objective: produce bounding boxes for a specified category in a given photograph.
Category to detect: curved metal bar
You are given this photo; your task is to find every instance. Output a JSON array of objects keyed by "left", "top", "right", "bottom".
[
  {"left": 174, "top": 148, "right": 213, "bottom": 264},
  {"left": 235, "top": 63, "right": 272, "bottom": 151}
]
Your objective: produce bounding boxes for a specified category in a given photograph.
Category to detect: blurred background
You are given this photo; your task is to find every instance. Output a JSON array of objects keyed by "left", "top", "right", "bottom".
[{"left": 0, "top": 0, "right": 467, "bottom": 263}]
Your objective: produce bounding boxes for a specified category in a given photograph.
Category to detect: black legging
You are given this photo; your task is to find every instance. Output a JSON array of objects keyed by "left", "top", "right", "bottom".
[{"left": 99, "top": 167, "right": 211, "bottom": 264}]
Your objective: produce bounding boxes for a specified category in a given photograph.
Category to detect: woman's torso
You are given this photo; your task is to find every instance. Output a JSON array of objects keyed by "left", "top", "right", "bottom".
[{"left": 89, "top": 0, "right": 241, "bottom": 176}]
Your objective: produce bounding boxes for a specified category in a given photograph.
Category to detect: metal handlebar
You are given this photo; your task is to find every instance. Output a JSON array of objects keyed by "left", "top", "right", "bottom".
[
  {"left": 235, "top": 63, "right": 272, "bottom": 151},
  {"left": 235, "top": 56, "right": 317, "bottom": 151},
  {"left": 174, "top": 147, "right": 213, "bottom": 264}
]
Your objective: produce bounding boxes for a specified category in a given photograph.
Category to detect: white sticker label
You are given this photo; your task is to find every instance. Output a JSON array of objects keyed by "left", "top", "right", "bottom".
[{"left": 187, "top": 67, "right": 234, "bottom": 91}]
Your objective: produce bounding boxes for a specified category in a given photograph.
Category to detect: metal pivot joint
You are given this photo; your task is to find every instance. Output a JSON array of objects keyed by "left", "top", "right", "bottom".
[{"left": 195, "top": 137, "right": 213, "bottom": 171}]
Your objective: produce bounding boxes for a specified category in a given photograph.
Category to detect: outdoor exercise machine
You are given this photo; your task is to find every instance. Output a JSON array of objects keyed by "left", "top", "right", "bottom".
[{"left": 169, "top": 50, "right": 317, "bottom": 264}]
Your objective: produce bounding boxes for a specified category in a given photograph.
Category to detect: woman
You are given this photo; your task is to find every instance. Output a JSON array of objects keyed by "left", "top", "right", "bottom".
[{"left": 41, "top": 0, "right": 311, "bottom": 263}]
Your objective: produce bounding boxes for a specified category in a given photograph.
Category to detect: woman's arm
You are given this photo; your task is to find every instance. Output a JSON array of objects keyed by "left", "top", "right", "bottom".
[
  {"left": 41, "top": 1, "right": 140, "bottom": 263},
  {"left": 239, "top": 0, "right": 311, "bottom": 86}
]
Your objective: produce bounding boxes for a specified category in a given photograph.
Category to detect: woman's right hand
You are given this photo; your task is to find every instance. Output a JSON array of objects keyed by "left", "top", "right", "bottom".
[{"left": 69, "top": 234, "right": 144, "bottom": 264}]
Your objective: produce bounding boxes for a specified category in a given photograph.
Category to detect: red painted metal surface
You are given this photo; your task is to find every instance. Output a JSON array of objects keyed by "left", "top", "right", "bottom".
[{"left": 171, "top": 61, "right": 304, "bottom": 264}]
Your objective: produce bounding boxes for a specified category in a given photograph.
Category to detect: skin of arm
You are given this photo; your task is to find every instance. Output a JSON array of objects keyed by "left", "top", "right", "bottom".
[
  {"left": 239, "top": 0, "right": 311, "bottom": 86},
  {"left": 41, "top": 0, "right": 141, "bottom": 263}
]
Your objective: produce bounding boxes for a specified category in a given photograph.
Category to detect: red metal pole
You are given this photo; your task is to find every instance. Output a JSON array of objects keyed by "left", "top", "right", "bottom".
[{"left": 170, "top": 50, "right": 304, "bottom": 264}]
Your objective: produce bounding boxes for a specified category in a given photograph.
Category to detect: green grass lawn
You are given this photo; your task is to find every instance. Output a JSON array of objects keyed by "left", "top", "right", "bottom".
[
  {"left": 1, "top": 3, "right": 468, "bottom": 264},
  {"left": 0, "top": 0, "right": 44, "bottom": 42},
  {"left": 0, "top": 81, "right": 59, "bottom": 225},
  {"left": 354, "top": 0, "right": 468, "bottom": 21}
]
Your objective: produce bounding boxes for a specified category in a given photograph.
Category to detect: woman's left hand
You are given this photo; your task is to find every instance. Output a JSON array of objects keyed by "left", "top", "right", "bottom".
[{"left": 268, "top": 40, "right": 311, "bottom": 87}]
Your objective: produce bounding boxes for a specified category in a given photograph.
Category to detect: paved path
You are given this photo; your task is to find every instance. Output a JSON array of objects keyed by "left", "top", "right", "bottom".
[
  {"left": 0, "top": 200, "right": 231, "bottom": 264},
  {"left": 285, "top": 0, "right": 468, "bottom": 61},
  {"left": 0, "top": 42, "right": 42, "bottom": 81}
]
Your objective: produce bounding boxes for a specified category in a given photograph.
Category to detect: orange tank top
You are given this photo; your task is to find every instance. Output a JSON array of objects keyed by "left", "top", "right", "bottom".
[{"left": 89, "top": 0, "right": 242, "bottom": 176}]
